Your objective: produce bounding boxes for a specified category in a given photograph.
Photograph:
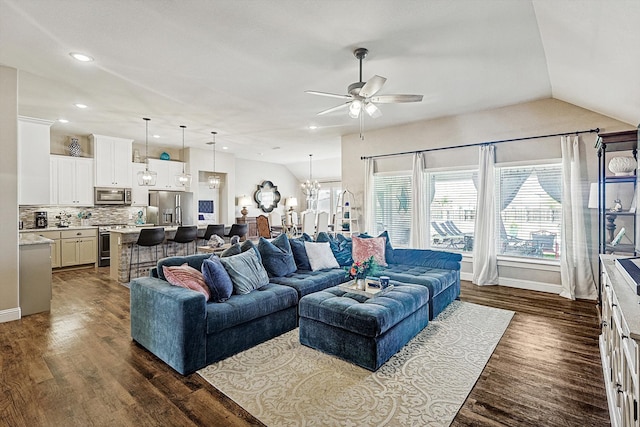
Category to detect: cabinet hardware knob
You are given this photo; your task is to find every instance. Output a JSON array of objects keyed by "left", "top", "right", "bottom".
[{"left": 622, "top": 334, "right": 629, "bottom": 339}]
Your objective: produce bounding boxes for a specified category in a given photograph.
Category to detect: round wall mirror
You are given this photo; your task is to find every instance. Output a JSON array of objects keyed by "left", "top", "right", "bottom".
[{"left": 254, "top": 180, "right": 281, "bottom": 212}]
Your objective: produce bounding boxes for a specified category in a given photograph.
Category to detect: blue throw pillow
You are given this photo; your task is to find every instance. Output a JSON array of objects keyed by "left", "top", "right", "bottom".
[
  {"left": 220, "top": 240, "right": 262, "bottom": 263},
  {"left": 290, "top": 233, "right": 313, "bottom": 270},
  {"left": 358, "top": 231, "right": 396, "bottom": 264},
  {"left": 257, "top": 234, "right": 297, "bottom": 277},
  {"left": 316, "top": 232, "right": 353, "bottom": 266},
  {"left": 219, "top": 249, "right": 270, "bottom": 294},
  {"left": 201, "top": 255, "right": 233, "bottom": 302}
]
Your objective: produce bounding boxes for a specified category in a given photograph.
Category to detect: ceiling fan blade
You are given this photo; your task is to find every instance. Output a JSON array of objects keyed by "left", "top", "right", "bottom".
[
  {"left": 370, "top": 94, "right": 423, "bottom": 103},
  {"left": 317, "top": 102, "right": 351, "bottom": 116},
  {"left": 364, "top": 102, "right": 382, "bottom": 118},
  {"left": 305, "top": 90, "right": 352, "bottom": 100},
  {"left": 359, "top": 75, "right": 387, "bottom": 98}
]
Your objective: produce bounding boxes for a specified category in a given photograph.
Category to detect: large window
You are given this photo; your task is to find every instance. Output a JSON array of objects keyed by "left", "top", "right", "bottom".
[
  {"left": 497, "top": 164, "right": 562, "bottom": 259},
  {"left": 373, "top": 174, "right": 412, "bottom": 247},
  {"left": 429, "top": 170, "right": 477, "bottom": 252}
]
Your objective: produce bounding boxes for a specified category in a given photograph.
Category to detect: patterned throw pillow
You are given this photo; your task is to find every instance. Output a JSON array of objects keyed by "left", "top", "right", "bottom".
[
  {"left": 219, "top": 249, "right": 270, "bottom": 294},
  {"left": 351, "top": 235, "right": 388, "bottom": 267},
  {"left": 358, "top": 231, "right": 395, "bottom": 264},
  {"left": 304, "top": 241, "right": 340, "bottom": 271},
  {"left": 201, "top": 255, "right": 233, "bottom": 303},
  {"left": 162, "top": 263, "right": 211, "bottom": 300}
]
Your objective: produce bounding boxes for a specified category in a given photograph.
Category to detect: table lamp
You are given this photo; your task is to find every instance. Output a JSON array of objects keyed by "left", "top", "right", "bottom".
[
  {"left": 239, "top": 195, "right": 252, "bottom": 219},
  {"left": 285, "top": 197, "right": 298, "bottom": 212}
]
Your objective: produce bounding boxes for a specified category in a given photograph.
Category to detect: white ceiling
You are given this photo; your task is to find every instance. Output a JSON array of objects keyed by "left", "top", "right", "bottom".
[{"left": 1, "top": 0, "right": 639, "bottom": 181}]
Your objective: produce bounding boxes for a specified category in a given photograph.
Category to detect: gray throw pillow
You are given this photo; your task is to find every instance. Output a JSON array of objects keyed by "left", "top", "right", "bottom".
[{"left": 219, "top": 248, "right": 270, "bottom": 294}]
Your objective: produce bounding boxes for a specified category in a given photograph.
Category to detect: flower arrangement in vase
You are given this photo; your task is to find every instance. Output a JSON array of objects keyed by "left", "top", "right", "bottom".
[
  {"left": 77, "top": 210, "right": 92, "bottom": 225},
  {"left": 345, "top": 256, "right": 379, "bottom": 290},
  {"left": 55, "top": 211, "right": 72, "bottom": 227}
]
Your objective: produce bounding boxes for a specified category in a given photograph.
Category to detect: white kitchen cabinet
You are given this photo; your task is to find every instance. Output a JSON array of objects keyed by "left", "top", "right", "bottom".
[
  {"left": 148, "top": 159, "right": 186, "bottom": 191},
  {"left": 91, "top": 134, "right": 133, "bottom": 188},
  {"left": 60, "top": 229, "right": 97, "bottom": 267},
  {"left": 18, "top": 116, "right": 53, "bottom": 205},
  {"left": 50, "top": 156, "right": 59, "bottom": 205},
  {"left": 131, "top": 162, "right": 149, "bottom": 206},
  {"left": 52, "top": 155, "right": 94, "bottom": 205}
]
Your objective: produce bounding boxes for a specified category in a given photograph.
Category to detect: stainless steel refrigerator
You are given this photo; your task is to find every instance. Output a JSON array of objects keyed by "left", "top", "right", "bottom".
[{"left": 147, "top": 191, "right": 194, "bottom": 226}]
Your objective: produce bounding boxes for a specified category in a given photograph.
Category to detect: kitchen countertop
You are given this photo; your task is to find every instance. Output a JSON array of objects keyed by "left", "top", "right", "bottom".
[
  {"left": 20, "top": 226, "right": 99, "bottom": 232},
  {"left": 19, "top": 233, "right": 53, "bottom": 245}
]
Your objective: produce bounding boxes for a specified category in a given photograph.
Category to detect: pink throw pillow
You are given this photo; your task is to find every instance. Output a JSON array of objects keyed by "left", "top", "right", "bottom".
[
  {"left": 352, "top": 236, "right": 388, "bottom": 267},
  {"left": 162, "top": 263, "right": 211, "bottom": 300}
]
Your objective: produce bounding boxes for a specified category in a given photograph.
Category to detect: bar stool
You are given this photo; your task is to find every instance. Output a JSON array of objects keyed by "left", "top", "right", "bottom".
[
  {"left": 128, "top": 227, "right": 165, "bottom": 281},
  {"left": 224, "top": 223, "right": 248, "bottom": 242},
  {"left": 201, "top": 224, "right": 225, "bottom": 245},
  {"left": 167, "top": 225, "right": 198, "bottom": 256}
]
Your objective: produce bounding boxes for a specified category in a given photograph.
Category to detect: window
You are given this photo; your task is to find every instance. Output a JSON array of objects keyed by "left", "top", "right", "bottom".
[
  {"left": 373, "top": 174, "right": 412, "bottom": 247},
  {"left": 429, "top": 170, "right": 477, "bottom": 252},
  {"left": 497, "top": 164, "right": 562, "bottom": 259}
]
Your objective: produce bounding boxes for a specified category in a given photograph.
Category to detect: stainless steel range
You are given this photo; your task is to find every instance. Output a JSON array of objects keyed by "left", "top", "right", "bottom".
[{"left": 97, "top": 224, "right": 128, "bottom": 267}]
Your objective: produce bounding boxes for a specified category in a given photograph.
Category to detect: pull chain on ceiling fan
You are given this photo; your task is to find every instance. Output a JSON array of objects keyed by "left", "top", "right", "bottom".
[{"left": 305, "top": 47, "right": 423, "bottom": 139}]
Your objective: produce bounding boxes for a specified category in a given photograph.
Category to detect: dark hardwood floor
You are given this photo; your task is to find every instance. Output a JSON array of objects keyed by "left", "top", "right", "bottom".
[{"left": 0, "top": 267, "right": 609, "bottom": 426}]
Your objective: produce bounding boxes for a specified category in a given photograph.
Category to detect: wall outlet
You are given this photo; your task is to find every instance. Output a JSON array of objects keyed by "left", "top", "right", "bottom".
[{"left": 128, "top": 212, "right": 133, "bottom": 219}]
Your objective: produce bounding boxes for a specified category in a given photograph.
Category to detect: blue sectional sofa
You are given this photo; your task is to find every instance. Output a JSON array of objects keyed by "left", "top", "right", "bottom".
[{"left": 129, "top": 235, "right": 462, "bottom": 375}]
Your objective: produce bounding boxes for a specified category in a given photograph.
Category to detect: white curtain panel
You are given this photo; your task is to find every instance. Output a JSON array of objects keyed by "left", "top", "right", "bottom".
[
  {"left": 410, "top": 152, "right": 428, "bottom": 248},
  {"left": 559, "top": 135, "right": 597, "bottom": 300},
  {"left": 363, "top": 158, "right": 376, "bottom": 234},
  {"left": 472, "top": 145, "right": 499, "bottom": 286}
]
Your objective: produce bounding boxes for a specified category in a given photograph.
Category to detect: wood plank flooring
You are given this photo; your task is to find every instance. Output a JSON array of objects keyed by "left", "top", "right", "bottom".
[{"left": 0, "top": 268, "right": 609, "bottom": 426}]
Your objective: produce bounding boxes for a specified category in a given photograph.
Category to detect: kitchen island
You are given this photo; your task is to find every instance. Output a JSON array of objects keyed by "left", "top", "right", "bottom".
[
  {"left": 109, "top": 225, "right": 207, "bottom": 283},
  {"left": 19, "top": 233, "right": 53, "bottom": 316}
]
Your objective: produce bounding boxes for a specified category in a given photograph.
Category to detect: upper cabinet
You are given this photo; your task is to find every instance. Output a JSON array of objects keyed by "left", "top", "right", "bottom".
[
  {"left": 131, "top": 163, "right": 149, "bottom": 206},
  {"left": 51, "top": 155, "right": 94, "bottom": 205},
  {"left": 18, "top": 116, "right": 53, "bottom": 205},
  {"left": 147, "top": 159, "right": 187, "bottom": 191},
  {"left": 91, "top": 134, "right": 133, "bottom": 188}
]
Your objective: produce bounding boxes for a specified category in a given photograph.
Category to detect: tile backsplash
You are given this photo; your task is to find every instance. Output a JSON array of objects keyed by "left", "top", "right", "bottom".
[{"left": 19, "top": 206, "right": 147, "bottom": 229}]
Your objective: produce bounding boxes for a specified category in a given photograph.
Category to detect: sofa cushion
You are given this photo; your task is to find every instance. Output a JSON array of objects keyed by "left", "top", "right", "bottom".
[
  {"left": 201, "top": 255, "right": 233, "bottom": 303},
  {"left": 206, "top": 283, "right": 298, "bottom": 333},
  {"left": 352, "top": 235, "right": 388, "bottom": 267},
  {"left": 268, "top": 268, "right": 349, "bottom": 298},
  {"left": 358, "top": 231, "right": 396, "bottom": 265},
  {"left": 162, "top": 263, "right": 210, "bottom": 300},
  {"left": 290, "top": 233, "right": 313, "bottom": 271},
  {"left": 219, "top": 249, "right": 270, "bottom": 295},
  {"left": 316, "top": 232, "right": 353, "bottom": 266},
  {"left": 258, "top": 234, "right": 297, "bottom": 277},
  {"left": 305, "top": 241, "right": 340, "bottom": 271},
  {"left": 157, "top": 254, "right": 211, "bottom": 281},
  {"left": 377, "top": 264, "right": 458, "bottom": 297}
]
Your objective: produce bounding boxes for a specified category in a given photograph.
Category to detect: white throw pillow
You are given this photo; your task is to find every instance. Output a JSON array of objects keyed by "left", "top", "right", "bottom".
[{"left": 304, "top": 241, "right": 340, "bottom": 271}]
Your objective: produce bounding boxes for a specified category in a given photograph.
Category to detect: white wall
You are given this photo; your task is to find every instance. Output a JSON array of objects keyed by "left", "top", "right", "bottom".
[
  {"left": 0, "top": 65, "right": 20, "bottom": 322},
  {"left": 341, "top": 98, "right": 635, "bottom": 294}
]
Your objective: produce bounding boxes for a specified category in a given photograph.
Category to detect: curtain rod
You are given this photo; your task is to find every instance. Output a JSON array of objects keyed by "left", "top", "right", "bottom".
[{"left": 359, "top": 127, "right": 600, "bottom": 160}]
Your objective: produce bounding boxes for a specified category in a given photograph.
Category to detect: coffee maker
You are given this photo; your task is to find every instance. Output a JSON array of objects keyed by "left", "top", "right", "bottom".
[{"left": 35, "top": 211, "right": 48, "bottom": 229}]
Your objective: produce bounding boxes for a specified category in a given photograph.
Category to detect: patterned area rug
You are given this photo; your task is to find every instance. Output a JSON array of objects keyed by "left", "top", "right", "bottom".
[{"left": 198, "top": 301, "right": 514, "bottom": 427}]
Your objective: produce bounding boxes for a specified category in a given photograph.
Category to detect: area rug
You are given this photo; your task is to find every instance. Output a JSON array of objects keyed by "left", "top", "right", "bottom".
[{"left": 198, "top": 301, "right": 514, "bottom": 427}]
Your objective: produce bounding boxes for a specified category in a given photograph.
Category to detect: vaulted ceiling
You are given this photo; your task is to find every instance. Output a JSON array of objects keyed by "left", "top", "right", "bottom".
[{"left": 1, "top": 0, "right": 638, "bottom": 181}]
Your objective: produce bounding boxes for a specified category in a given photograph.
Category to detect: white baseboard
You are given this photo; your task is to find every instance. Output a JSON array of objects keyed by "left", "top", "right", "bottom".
[
  {"left": 0, "top": 307, "right": 21, "bottom": 323},
  {"left": 460, "top": 271, "right": 562, "bottom": 294}
]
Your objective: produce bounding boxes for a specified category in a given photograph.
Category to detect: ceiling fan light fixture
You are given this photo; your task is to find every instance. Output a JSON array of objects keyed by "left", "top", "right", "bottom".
[
  {"left": 175, "top": 125, "right": 192, "bottom": 187},
  {"left": 349, "top": 100, "right": 362, "bottom": 119},
  {"left": 365, "top": 101, "right": 381, "bottom": 118},
  {"left": 137, "top": 117, "right": 157, "bottom": 186}
]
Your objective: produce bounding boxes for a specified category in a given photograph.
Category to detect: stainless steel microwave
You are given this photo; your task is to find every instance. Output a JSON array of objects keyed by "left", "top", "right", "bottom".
[{"left": 94, "top": 187, "right": 132, "bottom": 205}]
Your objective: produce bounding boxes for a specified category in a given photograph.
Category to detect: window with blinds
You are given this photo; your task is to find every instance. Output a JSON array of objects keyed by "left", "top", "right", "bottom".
[
  {"left": 497, "top": 164, "right": 562, "bottom": 259},
  {"left": 373, "top": 174, "right": 412, "bottom": 247},
  {"left": 429, "top": 170, "right": 477, "bottom": 252}
]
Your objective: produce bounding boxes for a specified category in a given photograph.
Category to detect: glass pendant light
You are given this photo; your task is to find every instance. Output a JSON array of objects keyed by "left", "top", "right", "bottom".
[
  {"left": 137, "top": 117, "right": 157, "bottom": 186},
  {"left": 175, "top": 125, "right": 192, "bottom": 187},
  {"left": 207, "top": 131, "right": 221, "bottom": 189},
  {"left": 301, "top": 154, "right": 321, "bottom": 202}
]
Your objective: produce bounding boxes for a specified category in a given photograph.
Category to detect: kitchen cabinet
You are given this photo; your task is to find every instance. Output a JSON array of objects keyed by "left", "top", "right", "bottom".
[
  {"left": 28, "top": 230, "right": 61, "bottom": 268},
  {"left": 19, "top": 239, "right": 52, "bottom": 316},
  {"left": 52, "top": 155, "right": 94, "bottom": 205},
  {"left": 60, "top": 229, "right": 97, "bottom": 267},
  {"left": 148, "top": 159, "right": 187, "bottom": 190},
  {"left": 18, "top": 116, "right": 53, "bottom": 205},
  {"left": 91, "top": 134, "right": 133, "bottom": 187},
  {"left": 131, "top": 163, "right": 149, "bottom": 206}
]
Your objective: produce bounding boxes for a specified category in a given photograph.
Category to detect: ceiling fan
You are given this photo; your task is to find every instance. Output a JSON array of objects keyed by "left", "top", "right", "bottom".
[{"left": 306, "top": 47, "right": 423, "bottom": 120}]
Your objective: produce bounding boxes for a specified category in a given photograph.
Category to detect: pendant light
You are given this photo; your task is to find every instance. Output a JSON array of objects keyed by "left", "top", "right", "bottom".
[
  {"left": 301, "top": 154, "right": 320, "bottom": 200},
  {"left": 207, "top": 131, "right": 221, "bottom": 189},
  {"left": 137, "top": 117, "right": 157, "bottom": 186},
  {"left": 175, "top": 125, "right": 192, "bottom": 187}
]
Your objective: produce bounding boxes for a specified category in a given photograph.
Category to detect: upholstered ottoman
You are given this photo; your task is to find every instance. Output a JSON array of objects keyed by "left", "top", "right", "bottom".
[{"left": 298, "top": 283, "right": 430, "bottom": 371}]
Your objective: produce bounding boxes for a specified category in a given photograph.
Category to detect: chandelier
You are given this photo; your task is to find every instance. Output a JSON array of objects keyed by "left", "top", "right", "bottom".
[
  {"left": 207, "top": 131, "right": 221, "bottom": 189},
  {"left": 137, "top": 117, "right": 157, "bottom": 186},
  {"left": 301, "top": 154, "right": 320, "bottom": 199},
  {"left": 175, "top": 125, "right": 192, "bottom": 187}
]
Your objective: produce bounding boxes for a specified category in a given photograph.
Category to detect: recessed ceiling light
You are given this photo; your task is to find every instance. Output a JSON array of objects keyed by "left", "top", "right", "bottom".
[
  {"left": 57, "top": 119, "right": 69, "bottom": 123},
  {"left": 222, "top": 146, "right": 228, "bottom": 150},
  {"left": 74, "top": 103, "right": 88, "bottom": 109},
  {"left": 69, "top": 52, "right": 94, "bottom": 62},
  {"left": 308, "top": 125, "right": 318, "bottom": 130},
  {"left": 152, "top": 134, "right": 160, "bottom": 138}
]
